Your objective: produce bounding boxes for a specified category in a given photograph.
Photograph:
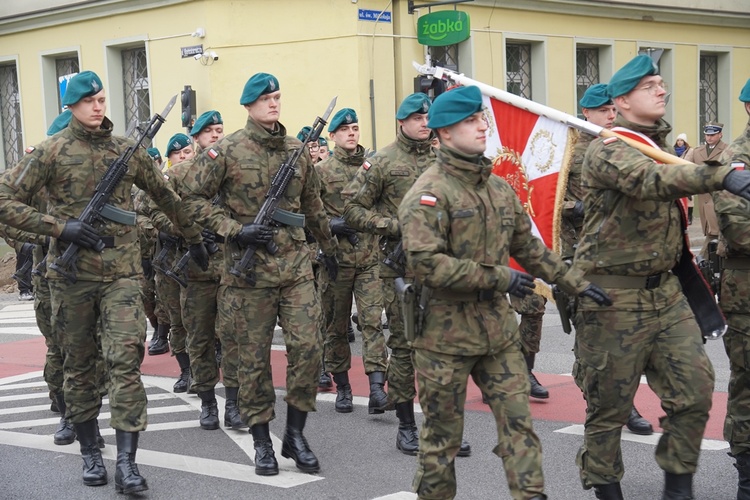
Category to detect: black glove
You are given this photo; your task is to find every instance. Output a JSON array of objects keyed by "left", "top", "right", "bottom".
[
  {"left": 318, "top": 252, "right": 339, "bottom": 282},
  {"left": 572, "top": 200, "right": 585, "bottom": 220},
  {"left": 329, "top": 216, "right": 357, "bottom": 236},
  {"left": 59, "top": 219, "right": 101, "bottom": 249},
  {"left": 578, "top": 283, "right": 613, "bottom": 306},
  {"left": 141, "top": 258, "right": 154, "bottom": 280},
  {"left": 506, "top": 270, "right": 536, "bottom": 298},
  {"left": 158, "top": 231, "right": 179, "bottom": 245},
  {"left": 723, "top": 169, "right": 750, "bottom": 201},
  {"left": 201, "top": 228, "right": 217, "bottom": 245},
  {"left": 234, "top": 223, "right": 273, "bottom": 247},
  {"left": 189, "top": 242, "right": 210, "bottom": 271}
]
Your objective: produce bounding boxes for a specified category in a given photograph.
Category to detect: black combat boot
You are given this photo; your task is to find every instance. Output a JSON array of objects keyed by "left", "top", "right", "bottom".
[
  {"left": 351, "top": 313, "right": 361, "bottom": 332},
  {"left": 525, "top": 353, "right": 549, "bottom": 399},
  {"left": 73, "top": 419, "right": 107, "bottom": 487},
  {"left": 224, "top": 387, "right": 246, "bottom": 429},
  {"left": 281, "top": 405, "right": 320, "bottom": 473},
  {"left": 332, "top": 372, "right": 353, "bottom": 413},
  {"left": 148, "top": 323, "right": 170, "bottom": 355},
  {"left": 734, "top": 452, "right": 750, "bottom": 500},
  {"left": 395, "top": 401, "right": 419, "bottom": 455},
  {"left": 95, "top": 419, "right": 105, "bottom": 448},
  {"left": 53, "top": 392, "right": 76, "bottom": 445},
  {"left": 197, "top": 389, "right": 220, "bottom": 430},
  {"left": 626, "top": 406, "right": 653, "bottom": 435},
  {"left": 368, "top": 371, "right": 392, "bottom": 414},
  {"left": 457, "top": 439, "right": 471, "bottom": 457},
  {"left": 347, "top": 321, "right": 355, "bottom": 343},
  {"left": 250, "top": 423, "right": 279, "bottom": 476},
  {"left": 662, "top": 472, "right": 693, "bottom": 500},
  {"left": 318, "top": 363, "right": 332, "bottom": 390},
  {"left": 593, "top": 482, "right": 624, "bottom": 500},
  {"left": 114, "top": 430, "right": 148, "bottom": 494},
  {"left": 173, "top": 352, "right": 191, "bottom": 393}
]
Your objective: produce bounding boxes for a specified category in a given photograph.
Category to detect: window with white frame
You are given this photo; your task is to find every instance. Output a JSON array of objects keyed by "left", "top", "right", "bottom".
[{"left": 0, "top": 64, "right": 23, "bottom": 171}]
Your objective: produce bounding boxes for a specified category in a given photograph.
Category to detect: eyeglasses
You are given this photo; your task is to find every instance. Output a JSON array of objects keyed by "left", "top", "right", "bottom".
[
  {"left": 636, "top": 82, "right": 669, "bottom": 95},
  {"left": 307, "top": 143, "right": 320, "bottom": 151}
]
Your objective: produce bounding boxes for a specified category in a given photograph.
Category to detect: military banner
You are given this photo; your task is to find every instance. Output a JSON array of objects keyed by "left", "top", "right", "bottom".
[{"left": 482, "top": 95, "right": 577, "bottom": 269}]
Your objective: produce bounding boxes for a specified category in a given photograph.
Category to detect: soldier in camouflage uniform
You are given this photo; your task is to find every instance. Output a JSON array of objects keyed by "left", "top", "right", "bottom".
[
  {"left": 179, "top": 72, "right": 339, "bottom": 476},
  {"left": 566, "top": 84, "right": 654, "bottom": 437},
  {"left": 572, "top": 56, "right": 750, "bottom": 500},
  {"left": 398, "top": 85, "right": 611, "bottom": 500},
  {"left": 0, "top": 71, "right": 208, "bottom": 493},
  {"left": 146, "top": 134, "right": 195, "bottom": 394},
  {"left": 343, "top": 93, "right": 454, "bottom": 455},
  {"left": 316, "top": 108, "right": 387, "bottom": 413},
  {"left": 713, "top": 78, "right": 750, "bottom": 500}
]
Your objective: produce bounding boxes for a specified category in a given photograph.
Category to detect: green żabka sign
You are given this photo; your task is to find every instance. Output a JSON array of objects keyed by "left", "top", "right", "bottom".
[{"left": 417, "top": 11, "right": 470, "bottom": 47}]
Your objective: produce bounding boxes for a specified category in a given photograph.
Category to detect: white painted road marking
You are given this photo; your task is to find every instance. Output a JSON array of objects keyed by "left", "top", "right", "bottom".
[{"left": 555, "top": 424, "right": 728, "bottom": 450}]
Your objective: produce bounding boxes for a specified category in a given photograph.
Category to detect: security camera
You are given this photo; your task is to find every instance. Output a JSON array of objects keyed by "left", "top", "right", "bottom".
[
  {"left": 208, "top": 51, "right": 218, "bottom": 61},
  {"left": 193, "top": 53, "right": 202, "bottom": 60}
]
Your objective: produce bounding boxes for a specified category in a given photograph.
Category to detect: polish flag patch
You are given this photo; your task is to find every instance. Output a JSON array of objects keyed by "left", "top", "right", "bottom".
[
  {"left": 603, "top": 137, "right": 619, "bottom": 145},
  {"left": 362, "top": 160, "right": 371, "bottom": 171},
  {"left": 24, "top": 146, "right": 35, "bottom": 154},
  {"left": 208, "top": 148, "right": 219, "bottom": 160},
  {"left": 420, "top": 195, "right": 437, "bottom": 206},
  {"left": 732, "top": 161, "right": 746, "bottom": 170}
]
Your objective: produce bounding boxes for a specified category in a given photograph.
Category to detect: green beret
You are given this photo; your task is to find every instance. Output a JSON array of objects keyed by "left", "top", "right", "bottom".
[
  {"left": 579, "top": 83, "right": 612, "bottom": 109},
  {"left": 396, "top": 93, "right": 432, "bottom": 120},
  {"left": 190, "top": 110, "right": 223, "bottom": 136},
  {"left": 61, "top": 71, "right": 104, "bottom": 106},
  {"left": 46, "top": 110, "right": 72, "bottom": 136},
  {"left": 240, "top": 73, "right": 280, "bottom": 105},
  {"left": 165, "top": 133, "right": 192, "bottom": 157},
  {"left": 146, "top": 147, "right": 161, "bottom": 161},
  {"left": 297, "top": 126, "right": 312, "bottom": 142},
  {"left": 318, "top": 137, "right": 328, "bottom": 147},
  {"left": 740, "top": 78, "right": 750, "bottom": 103},
  {"left": 328, "top": 108, "right": 358, "bottom": 133},
  {"left": 607, "top": 55, "right": 659, "bottom": 98},
  {"left": 427, "top": 86, "right": 483, "bottom": 129}
]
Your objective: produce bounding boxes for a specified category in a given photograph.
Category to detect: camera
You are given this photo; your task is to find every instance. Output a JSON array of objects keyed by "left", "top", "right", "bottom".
[{"left": 193, "top": 53, "right": 202, "bottom": 60}]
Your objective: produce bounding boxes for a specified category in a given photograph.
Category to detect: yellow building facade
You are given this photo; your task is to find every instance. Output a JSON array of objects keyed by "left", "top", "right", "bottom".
[{"left": 0, "top": 0, "right": 748, "bottom": 170}]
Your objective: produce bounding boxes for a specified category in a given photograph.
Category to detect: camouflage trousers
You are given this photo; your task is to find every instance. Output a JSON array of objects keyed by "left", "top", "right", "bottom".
[
  {"left": 723, "top": 312, "right": 750, "bottom": 456},
  {"left": 412, "top": 346, "right": 544, "bottom": 500},
  {"left": 155, "top": 271, "right": 187, "bottom": 354},
  {"left": 34, "top": 275, "right": 63, "bottom": 395},
  {"left": 50, "top": 278, "right": 147, "bottom": 431},
  {"left": 509, "top": 293, "right": 547, "bottom": 354},
  {"left": 180, "top": 279, "right": 220, "bottom": 393},
  {"left": 215, "top": 285, "right": 240, "bottom": 389},
  {"left": 219, "top": 276, "right": 322, "bottom": 427},
  {"left": 323, "top": 263, "right": 387, "bottom": 374},
  {"left": 139, "top": 270, "right": 157, "bottom": 328},
  {"left": 574, "top": 289, "right": 714, "bottom": 487},
  {"left": 384, "top": 277, "right": 416, "bottom": 403}
]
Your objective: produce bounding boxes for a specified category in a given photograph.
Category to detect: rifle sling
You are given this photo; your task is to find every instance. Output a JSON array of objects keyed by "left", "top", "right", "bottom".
[{"left": 100, "top": 203, "right": 137, "bottom": 225}]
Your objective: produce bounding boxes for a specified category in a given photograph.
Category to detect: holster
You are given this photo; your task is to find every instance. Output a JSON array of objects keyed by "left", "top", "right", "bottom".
[
  {"left": 551, "top": 284, "right": 573, "bottom": 334},
  {"left": 395, "top": 277, "right": 417, "bottom": 342}
]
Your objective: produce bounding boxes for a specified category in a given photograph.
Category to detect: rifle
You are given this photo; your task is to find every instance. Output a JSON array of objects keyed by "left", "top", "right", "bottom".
[
  {"left": 153, "top": 234, "right": 180, "bottom": 275},
  {"left": 382, "top": 240, "right": 406, "bottom": 277},
  {"left": 697, "top": 239, "right": 721, "bottom": 299},
  {"left": 230, "top": 96, "right": 337, "bottom": 286},
  {"left": 32, "top": 255, "right": 47, "bottom": 277},
  {"left": 49, "top": 95, "right": 177, "bottom": 283},
  {"left": 11, "top": 242, "right": 35, "bottom": 291},
  {"left": 551, "top": 284, "right": 573, "bottom": 334}
]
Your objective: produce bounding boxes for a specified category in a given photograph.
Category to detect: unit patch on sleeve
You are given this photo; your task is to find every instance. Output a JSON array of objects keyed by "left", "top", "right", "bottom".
[{"left": 420, "top": 195, "right": 437, "bottom": 207}]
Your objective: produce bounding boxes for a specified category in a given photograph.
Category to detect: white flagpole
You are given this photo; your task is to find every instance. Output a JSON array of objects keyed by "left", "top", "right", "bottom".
[{"left": 416, "top": 62, "right": 692, "bottom": 166}]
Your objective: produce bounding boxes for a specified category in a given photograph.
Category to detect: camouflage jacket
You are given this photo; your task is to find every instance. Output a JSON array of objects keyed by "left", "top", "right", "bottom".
[
  {"left": 343, "top": 127, "right": 434, "bottom": 277},
  {"left": 713, "top": 119, "right": 750, "bottom": 313},
  {"left": 575, "top": 116, "right": 732, "bottom": 307},
  {"left": 177, "top": 116, "right": 337, "bottom": 288},
  {"left": 560, "top": 131, "right": 594, "bottom": 258},
  {"left": 0, "top": 116, "right": 200, "bottom": 282},
  {"left": 316, "top": 144, "right": 379, "bottom": 267},
  {"left": 398, "top": 145, "right": 587, "bottom": 356}
]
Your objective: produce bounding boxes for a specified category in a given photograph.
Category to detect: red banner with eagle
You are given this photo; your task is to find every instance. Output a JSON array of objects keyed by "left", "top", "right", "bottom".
[{"left": 482, "top": 95, "right": 577, "bottom": 271}]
